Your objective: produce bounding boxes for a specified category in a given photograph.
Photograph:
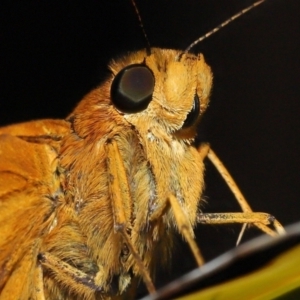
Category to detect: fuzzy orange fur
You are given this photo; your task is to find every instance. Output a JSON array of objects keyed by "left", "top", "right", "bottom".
[{"left": 0, "top": 48, "right": 212, "bottom": 299}]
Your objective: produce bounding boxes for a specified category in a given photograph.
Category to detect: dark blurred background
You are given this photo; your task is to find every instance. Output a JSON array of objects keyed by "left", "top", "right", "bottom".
[{"left": 1, "top": 0, "right": 299, "bottom": 294}]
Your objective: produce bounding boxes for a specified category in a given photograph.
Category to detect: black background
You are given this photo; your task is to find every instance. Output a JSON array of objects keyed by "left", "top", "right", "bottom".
[{"left": 1, "top": 0, "right": 300, "bottom": 293}]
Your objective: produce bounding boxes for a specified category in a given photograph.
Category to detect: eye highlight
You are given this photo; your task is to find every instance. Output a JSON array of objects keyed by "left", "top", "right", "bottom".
[
  {"left": 182, "top": 94, "right": 200, "bottom": 128},
  {"left": 111, "top": 64, "right": 154, "bottom": 113}
]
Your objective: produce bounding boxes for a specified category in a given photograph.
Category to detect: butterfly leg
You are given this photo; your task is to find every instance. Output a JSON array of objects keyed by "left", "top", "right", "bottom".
[
  {"left": 106, "top": 140, "right": 155, "bottom": 294},
  {"left": 149, "top": 194, "right": 204, "bottom": 266},
  {"left": 198, "top": 143, "right": 285, "bottom": 236},
  {"left": 197, "top": 212, "right": 282, "bottom": 235},
  {"left": 38, "top": 252, "right": 103, "bottom": 295},
  {"left": 168, "top": 194, "right": 205, "bottom": 266},
  {"left": 32, "top": 263, "right": 45, "bottom": 300}
]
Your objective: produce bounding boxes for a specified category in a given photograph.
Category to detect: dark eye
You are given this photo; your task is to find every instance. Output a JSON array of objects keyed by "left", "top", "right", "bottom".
[
  {"left": 182, "top": 94, "right": 200, "bottom": 128},
  {"left": 110, "top": 64, "right": 155, "bottom": 113}
]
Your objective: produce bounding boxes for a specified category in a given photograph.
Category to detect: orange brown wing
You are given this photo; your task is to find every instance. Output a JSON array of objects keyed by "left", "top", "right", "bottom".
[{"left": 0, "top": 119, "right": 70, "bottom": 299}]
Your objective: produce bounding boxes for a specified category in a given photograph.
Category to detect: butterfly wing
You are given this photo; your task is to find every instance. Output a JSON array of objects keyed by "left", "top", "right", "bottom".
[{"left": 0, "top": 119, "right": 70, "bottom": 299}]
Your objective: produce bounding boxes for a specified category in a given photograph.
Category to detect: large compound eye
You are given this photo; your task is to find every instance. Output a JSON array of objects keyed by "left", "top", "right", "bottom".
[
  {"left": 182, "top": 94, "right": 200, "bottom": 128},
  {"left": 111, "top": 64, "right": 155, "bottom": 113}
]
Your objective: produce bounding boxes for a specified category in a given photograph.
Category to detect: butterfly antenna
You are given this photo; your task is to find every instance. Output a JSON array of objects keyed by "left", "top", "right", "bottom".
[
  {"left": 185, "top": 0, "right": 266, "bottom": 53},
  {"left": 130, "top": 0, "right": 151, "bottom": 55}
]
